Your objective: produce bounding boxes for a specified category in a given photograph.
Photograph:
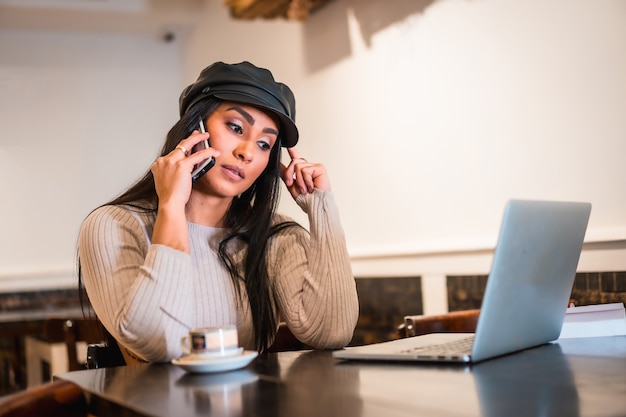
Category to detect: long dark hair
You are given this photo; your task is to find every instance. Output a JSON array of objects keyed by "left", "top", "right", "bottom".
[{"left": 79, "top": 97, "right": 300, "bottom": 353}]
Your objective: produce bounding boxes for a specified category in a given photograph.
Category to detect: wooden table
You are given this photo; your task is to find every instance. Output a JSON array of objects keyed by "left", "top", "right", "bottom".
[{"left": 56, "top": 336, "right": 626, "bottom": 417}]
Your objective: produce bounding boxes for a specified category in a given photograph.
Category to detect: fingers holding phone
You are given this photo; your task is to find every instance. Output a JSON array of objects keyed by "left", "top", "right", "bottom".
[
  {"left": 164, "top": 117, "right": 218, "bottom": 182},
  {"left": 151, "top": 125, "right": 219, "bottom": 207}
]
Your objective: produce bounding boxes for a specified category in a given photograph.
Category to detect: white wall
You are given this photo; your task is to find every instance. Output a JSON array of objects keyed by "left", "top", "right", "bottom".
[
  {"left": 0, "top": 29, "right": 181, "bottom": 289},
  {"left": 1, "top": 0, "right": 625, "bottom": 303},
  {"left": 186, "top": 0, "right": 626, "bottom": 251},
  {"left": 182, "top": 0, "right": 626, "bottom": 313}
]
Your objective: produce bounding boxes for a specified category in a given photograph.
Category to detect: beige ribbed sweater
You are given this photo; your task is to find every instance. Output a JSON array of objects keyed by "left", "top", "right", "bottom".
[{"left": 78, "top": 189, "right": 359, "bottom": 363}]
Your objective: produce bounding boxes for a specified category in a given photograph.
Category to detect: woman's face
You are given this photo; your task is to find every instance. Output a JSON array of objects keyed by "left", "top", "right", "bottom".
[{"left": 196, "top": 102, "right": 279, "bottom": 198}]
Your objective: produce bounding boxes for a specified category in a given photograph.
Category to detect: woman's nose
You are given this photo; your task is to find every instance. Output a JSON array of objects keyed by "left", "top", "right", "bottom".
[{"left": 234, "top": 142, "right": 254, "bottom": 162}]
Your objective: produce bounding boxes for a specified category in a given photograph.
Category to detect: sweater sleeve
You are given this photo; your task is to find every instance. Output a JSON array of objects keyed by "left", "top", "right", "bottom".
[
  {"left": 269, "top": 189, "right": 359, "bottom": 349},
  {"left": 78, "top": 205, "right": 194, "bottom": 362}
]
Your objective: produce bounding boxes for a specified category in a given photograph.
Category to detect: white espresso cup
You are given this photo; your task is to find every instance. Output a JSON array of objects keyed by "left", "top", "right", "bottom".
[{"left": 180, "top": 325, "right": 242, "bottom": 359}]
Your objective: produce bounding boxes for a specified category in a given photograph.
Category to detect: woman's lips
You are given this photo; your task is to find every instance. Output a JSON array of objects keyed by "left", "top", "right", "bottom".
[{"left": 222, "top": 164, "right": 245, "bottom": 180}]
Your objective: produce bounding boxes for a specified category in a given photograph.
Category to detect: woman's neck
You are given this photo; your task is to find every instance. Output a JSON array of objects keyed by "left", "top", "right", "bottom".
[{"left": 185, "top": 191, "right": 232, "bottom": 227}]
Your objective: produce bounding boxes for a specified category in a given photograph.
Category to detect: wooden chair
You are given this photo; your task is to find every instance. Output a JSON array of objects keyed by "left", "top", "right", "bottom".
[
  {"left": 0, "top": 379, "right": 87, "bottom": 417},
  {"left": 41, "top": 318, "right": 105, "bottom": 371},
  {"left": 85, "top": 341, "right": 125, "bottom": 369},
  {"left": 84, "top": 320, "right": 125, "bottom": 369},
  {"left": 27, "top": 317, "right": 125, "bottom": 378},
  {"left": 398, "top": 309, "right": 481, "bottom": 338}
]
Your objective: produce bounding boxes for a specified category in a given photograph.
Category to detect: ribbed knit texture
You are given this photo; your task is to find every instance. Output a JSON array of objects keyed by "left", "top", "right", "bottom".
[{"left": 78, "top": 189, "right": 358, "bottom": 362}]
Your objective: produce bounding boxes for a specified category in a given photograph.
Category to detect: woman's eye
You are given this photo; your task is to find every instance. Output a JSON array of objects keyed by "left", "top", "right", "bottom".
[
  {"left": 226, "top": 122, "right": 243, "bottom": 134},
  {"left": 258, "top": 141, "right": 271, "bottom": 151}
]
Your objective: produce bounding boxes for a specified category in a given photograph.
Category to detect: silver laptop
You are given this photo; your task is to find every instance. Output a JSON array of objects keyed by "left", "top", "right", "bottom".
[{"left": 334, "top": 199, "right": 591, "bottom": 363}]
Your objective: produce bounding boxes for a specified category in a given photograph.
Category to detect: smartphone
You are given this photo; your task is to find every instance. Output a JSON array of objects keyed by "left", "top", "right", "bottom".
[{"left": 191, "top": 117, "right": 215, "bottom": 182}]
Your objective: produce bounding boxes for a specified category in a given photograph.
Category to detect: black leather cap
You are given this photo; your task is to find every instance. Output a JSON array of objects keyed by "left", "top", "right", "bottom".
[{"left": 179, "top": 61, "right": 298, "bottom": 148}]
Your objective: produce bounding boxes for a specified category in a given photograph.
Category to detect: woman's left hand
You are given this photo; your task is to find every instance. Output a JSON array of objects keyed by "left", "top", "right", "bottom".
[{"left": 280, "top": 147, "right": 331, "bottom": 199}]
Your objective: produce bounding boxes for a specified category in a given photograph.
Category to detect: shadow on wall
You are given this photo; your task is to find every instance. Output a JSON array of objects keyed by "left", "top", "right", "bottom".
[{"left": 303, "top": 0, "right": 437, "bottom": 72}]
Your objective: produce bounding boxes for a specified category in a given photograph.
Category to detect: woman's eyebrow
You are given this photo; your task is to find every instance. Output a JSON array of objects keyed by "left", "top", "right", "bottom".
[{"left": 227, "top": 106, "right": 279, "bottom": 136}]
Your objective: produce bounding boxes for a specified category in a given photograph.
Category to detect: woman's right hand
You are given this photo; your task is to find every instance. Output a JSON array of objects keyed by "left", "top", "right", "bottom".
[
  {"left": 150, "top": 130, "right": 220, "bottom": 253},
  {"left": 151, "top": 130, "right": 220, "bottom": 209}
]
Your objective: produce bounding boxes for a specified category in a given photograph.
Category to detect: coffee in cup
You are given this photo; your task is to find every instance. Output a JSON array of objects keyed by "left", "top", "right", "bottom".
[{"left": 180, "top": 325, "right": 242, "bottom": 359}]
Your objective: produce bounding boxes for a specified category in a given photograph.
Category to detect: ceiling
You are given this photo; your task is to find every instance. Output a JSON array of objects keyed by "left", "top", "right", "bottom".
[
  {"left": 0, "top": 0, "right": 333, "bottom": 36},
  {"left": 0, "top": 0, "right": 204, "bottom": 36}
]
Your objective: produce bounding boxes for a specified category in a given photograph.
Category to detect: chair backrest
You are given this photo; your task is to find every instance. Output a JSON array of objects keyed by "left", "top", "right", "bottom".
[
  {"left": 84, "top": 320, "right": 125, "bottom": 369},
  {"left": 42, "top": 317, "right": 126, "bottom": 370},
  {"left": 42, "top": 318, "right": 105, "bottom": 371},
  {"left": 399, "top": 309, "right": 481, "bottom": 338},
  {"left": 86, "top": 342, "right": 125, "bottom": 369},
  {"left": 0, "top": 380, "right": 86, "bottom": 417}
]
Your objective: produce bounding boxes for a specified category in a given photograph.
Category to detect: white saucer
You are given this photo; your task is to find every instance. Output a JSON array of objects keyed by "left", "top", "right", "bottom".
[
  {"left": 182, "top": 347, "right": 244, "bottom": 362},
  {"left": 172, "top": 350, "right": 258, "bottom": 374}
]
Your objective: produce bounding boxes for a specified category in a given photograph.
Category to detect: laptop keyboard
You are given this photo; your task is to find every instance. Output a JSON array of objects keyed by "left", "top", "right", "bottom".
[{"left": 399, "top": 335, "right": 475, "bottom": 357}]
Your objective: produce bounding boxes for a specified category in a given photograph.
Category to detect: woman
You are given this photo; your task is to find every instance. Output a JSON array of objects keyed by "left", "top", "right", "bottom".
[{"left": 78, "top": 61, "right": 359, "bottom": 363}]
